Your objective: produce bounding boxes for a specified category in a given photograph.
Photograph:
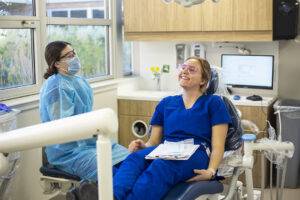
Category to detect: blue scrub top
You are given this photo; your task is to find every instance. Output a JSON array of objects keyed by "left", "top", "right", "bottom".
[{"left": 150, "top": 94, "right": 231, "bottom": 146}]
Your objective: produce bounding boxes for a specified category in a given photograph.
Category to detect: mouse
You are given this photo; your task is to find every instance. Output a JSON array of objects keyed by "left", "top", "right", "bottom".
[
  {"left": 233, "top": 95, "right": 241, "bottom": 100},
  {"left": 246, "top": 95, "right": 263, "bottom": 101}
]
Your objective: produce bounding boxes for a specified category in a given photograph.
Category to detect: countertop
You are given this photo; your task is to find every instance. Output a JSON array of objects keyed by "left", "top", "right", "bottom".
[{"left": 118, "top": 90, "right": 277, "bottom": 107}]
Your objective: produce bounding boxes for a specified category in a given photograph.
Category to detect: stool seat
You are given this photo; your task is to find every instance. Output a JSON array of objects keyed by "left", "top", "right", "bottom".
[{"left": 40, "top": 164, "right": 81, "bottom": 181}]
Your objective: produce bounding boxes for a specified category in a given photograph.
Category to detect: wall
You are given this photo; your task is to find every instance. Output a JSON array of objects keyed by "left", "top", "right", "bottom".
[
  {"left": 5, "top": 86, "right": 118, "bottom": 200},
  {"left": 137, "top": 41, "right": 279, "bottom": 97},
  {"left": 278, "top": 12, "right": 300, "bottom": 100}
]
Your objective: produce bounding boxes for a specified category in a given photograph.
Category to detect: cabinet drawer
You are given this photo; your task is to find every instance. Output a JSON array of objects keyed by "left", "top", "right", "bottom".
[{"left": 118, "top": 99, "right": 158, "bottom": 116}]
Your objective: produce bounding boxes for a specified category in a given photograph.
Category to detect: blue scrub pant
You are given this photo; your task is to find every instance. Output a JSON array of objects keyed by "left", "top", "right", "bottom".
[{"left": 113, "top": 146, "right": 209, "bottom": 200}]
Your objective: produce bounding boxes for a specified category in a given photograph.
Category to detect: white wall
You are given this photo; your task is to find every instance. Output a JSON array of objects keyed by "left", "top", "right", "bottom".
[
  {"left": 278, "top": 12, "right": 300, "bottom": 100},
  {"left": 137, "top": 41, "right": 279, "bottom": 96},
  {"left": 6, "top": 86, "right": 118, "bottom": 200}
]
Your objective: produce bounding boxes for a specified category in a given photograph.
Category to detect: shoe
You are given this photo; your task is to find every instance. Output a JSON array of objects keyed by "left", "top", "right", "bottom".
[
  {"left": 66, "top": 187, "right": 80, "bottom": 200},
  {"left": 78, "top": 181, "right": 98, "bottom": 200}
]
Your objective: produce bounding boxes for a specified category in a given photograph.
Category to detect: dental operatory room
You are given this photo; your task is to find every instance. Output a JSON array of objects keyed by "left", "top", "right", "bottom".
[{"left": 1, "top": 0, "right": 300, "bottom": 200}]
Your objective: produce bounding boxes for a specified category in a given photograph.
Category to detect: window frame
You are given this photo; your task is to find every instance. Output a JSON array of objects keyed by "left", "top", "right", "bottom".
[{"left": 0, "top": 0, "right": 117, "bottom": 101}]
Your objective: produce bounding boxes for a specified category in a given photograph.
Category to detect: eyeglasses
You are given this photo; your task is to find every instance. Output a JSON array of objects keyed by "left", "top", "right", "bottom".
[
  {"left": 177, "top": 63, "right": 198, "bottom": 74},
  {"left": 59, "top": 49, "right": 76, "bottom": 60}
]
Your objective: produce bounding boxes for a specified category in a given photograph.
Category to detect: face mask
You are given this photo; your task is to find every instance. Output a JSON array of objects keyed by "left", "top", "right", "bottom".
[{"left": 66, "top": 57, "right": 81, "bottom": 75}]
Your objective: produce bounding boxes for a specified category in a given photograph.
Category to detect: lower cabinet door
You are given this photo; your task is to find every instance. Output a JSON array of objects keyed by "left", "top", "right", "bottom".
[{"left": 118, "top": 115, "right": 151, "bottom": 147}]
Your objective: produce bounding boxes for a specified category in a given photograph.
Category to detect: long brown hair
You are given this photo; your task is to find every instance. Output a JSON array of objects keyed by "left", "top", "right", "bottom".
[
  {"left": 185, "top": 56, "right": 211, "bottom": 92},
  {"left": 44, "top": 41, "right": 71, "bottom": 79}
]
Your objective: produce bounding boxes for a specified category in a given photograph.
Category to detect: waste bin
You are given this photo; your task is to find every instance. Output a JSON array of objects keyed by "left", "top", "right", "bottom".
[
  {"left": 274, "top": 99, "right": 300, "bottom": 188},
  {"left": 0, "top": 109, "right": 20, "bottom": 200}
]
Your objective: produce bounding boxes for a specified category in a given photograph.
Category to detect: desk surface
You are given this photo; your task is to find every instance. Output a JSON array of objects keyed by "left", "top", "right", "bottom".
[{"left": 117, "top": 90, "right": 277, "bottom": 107}]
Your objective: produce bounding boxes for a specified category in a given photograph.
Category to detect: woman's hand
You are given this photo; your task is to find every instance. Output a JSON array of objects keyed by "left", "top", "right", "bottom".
[
  {"left": 186, "top": 169, "right": 214, "bottom": 182},
  {"left": 128, "top": 139, "right": 146, "bottom": 152}
]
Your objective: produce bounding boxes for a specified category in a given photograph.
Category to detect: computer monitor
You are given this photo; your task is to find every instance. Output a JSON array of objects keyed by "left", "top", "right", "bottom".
[{"left": 221, "top": 54, "right": 274, "bottom": 89}]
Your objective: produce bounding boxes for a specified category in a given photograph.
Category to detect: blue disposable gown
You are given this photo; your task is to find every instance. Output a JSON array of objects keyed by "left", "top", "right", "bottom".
[{"left": 39, "top": 73, "right": 129, "bottom": 181}]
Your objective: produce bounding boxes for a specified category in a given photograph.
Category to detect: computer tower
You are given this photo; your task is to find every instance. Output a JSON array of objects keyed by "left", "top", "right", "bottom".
[{"left": 273, "top": 0, "right": 299, "bottom": 40}]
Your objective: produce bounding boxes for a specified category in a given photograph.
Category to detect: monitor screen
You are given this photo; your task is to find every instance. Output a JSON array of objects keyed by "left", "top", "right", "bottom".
[{"left": 221, "top": 54, "right": 274, "bottom": 89}]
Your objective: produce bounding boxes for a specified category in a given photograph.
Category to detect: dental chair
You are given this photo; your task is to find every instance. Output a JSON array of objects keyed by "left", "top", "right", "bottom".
[
  {"left": 162, "top": 68, "right": 244, "bottom": 200},
  {"left": 39, "top": 68, "right": 244, "bottom": 200}
]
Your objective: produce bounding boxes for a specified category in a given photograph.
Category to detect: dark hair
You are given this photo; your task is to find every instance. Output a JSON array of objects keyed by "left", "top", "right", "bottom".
[
  {"left": 185, "top": 56, "right": 211, "bottom": 92},
  {"left": 44, "top": 41, "right": 71, "bottom": 79}
]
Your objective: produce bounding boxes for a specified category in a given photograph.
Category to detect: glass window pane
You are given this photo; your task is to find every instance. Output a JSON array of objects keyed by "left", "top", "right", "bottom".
[
  {"left": 0, "top": 29, "right": 35, "bottom": 90},
  {"left": 46, "top": 0, "right": 107, "bottom": 19},
  {"left": 47, "top": 25, "right": 109, "bottom": 79},
  {"left": 92, "top": 9, "right": 104, "bottom": 19},
  {"left": 0, "top": 0, "right": 34, "bottom": 16},
  {"left": 51, "top": 10, "right": 68, "bottom": 17},
  {"left": 123, "top": 41, "right": 132, "bottom": 76},
  {"left": 70, "top": 10, "right": 87, "bottom": 18}
]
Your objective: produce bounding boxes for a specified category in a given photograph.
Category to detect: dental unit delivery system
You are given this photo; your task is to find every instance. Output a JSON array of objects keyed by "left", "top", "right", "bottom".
[{"left": 0, "top": 108, "right": 116, "bottom": 200}]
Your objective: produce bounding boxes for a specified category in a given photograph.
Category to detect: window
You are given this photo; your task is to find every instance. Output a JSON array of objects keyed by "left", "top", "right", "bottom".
[
  {"left": 0, "top": 29, "right": 35, "bottom": 90},
  {"left": 70, "top": 10, "right": 87, "bottom": 18},
  {"left": 46, "top": 0, "right": 107, "bottom": 19},
  {"left": 119, "top": 1, "right": 133, "bottom": 76},
  {"left": 0, "top": 0, "right": 115, "bottom": 100},
  {"left": 48, "top": 25, "right": 109, "bottom": 78},
  {"left": 93, "top": 9, "right": 104, "bottom": 18},
  {"left": 51, "top": 11, "right": 68, "bottom": 18},
  {"left": 122, "top": 41, "right": 133, "bottom": 76},
  {"left": 0, "top": 0, "right": 34, "bottom": 16}
]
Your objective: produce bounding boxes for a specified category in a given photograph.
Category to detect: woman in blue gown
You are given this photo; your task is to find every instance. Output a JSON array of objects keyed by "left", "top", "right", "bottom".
[
  {"left": 113, "top": 57, "right": 231, "bottom": 200},
  {"left": 39, "top": 41, "right": 129, "bottom": 181}
]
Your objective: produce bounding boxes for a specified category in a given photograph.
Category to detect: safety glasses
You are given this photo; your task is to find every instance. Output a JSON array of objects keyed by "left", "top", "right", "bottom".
[
  {"left": 60, "top": 49, "right": 76, "bottom": 60},
  {"left": 177, "top": 63, "right": 199, "bottom": 74}
]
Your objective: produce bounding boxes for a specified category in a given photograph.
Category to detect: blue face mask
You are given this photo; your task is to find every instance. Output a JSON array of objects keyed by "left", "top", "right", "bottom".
[{"left": 67, "top": 57, "right": 81, "bottom": 75}]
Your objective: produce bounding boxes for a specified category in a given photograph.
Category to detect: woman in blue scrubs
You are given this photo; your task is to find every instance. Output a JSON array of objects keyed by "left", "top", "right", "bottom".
[
  {"left": 113, "top": 57, "right": 231, "bottom": 200},
  {"left": 40, "top": 41, "right": 129, "bottom": 181}
]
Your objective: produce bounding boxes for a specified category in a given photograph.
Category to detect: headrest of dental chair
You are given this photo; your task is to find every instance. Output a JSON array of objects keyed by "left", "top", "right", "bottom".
[
  {"left": 206, "top": 68, "right": 219, "bottom": 95},
  {"left": 223, "top": 96, "right": 243, "bottom": 151}
]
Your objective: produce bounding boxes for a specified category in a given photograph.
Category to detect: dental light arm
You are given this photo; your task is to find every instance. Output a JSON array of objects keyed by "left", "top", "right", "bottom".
[{"left": 0, "top": 108, "right": 117, "bottom": 200}]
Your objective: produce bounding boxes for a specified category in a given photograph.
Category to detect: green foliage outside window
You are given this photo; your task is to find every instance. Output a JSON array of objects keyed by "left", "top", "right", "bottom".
[
  {"left": 0, "top": 29, "right": 34, "bottom": 90},
  {"left": 47, "top": 25, "right": 108, "bottom": 79}
]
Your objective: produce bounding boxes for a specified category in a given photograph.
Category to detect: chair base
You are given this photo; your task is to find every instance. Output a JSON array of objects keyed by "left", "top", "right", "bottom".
[{"left": 40, "top": 175, "right": 80, "bottom": 196}]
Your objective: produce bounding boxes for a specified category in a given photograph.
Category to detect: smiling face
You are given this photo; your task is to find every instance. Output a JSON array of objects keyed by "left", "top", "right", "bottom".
[{"left": 178, "top": 58, "right": 206, "bottom": 91}]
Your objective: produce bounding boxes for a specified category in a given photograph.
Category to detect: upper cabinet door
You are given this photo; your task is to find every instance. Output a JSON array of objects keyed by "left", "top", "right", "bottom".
[
  {"left": 233, "top": 0, "right": 272, "bottom": 31},
  {"left": 202, "top": 0, "right": 233, "bottom": 31},
  {"left": 124, "top": 0, "right": 168, "bottom": 32},
  {"left": 166, "top": 3, "right": 202, "bottom": 31}
]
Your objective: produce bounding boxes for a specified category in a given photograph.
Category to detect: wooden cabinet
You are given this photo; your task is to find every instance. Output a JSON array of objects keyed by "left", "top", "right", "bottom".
[
  {"left": 124, "top": 0, "right": 168, "bottom": 32},
  {"left": 118, "top": 99, "right": 158, "bottom": 147},
  {"left": 124, "top": 0, "right": 273, "bottom": 41},
  {"left": 233, "top": 0, "right": 273, "bottom": 31},
  {"left": 202, "top": 0, "right": 233, "bottom": 31}
]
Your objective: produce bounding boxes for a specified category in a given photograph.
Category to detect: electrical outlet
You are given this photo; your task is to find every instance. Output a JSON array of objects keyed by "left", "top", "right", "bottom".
[{"left": 162, "top": 65, "right": 170, "bottom": 73}]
